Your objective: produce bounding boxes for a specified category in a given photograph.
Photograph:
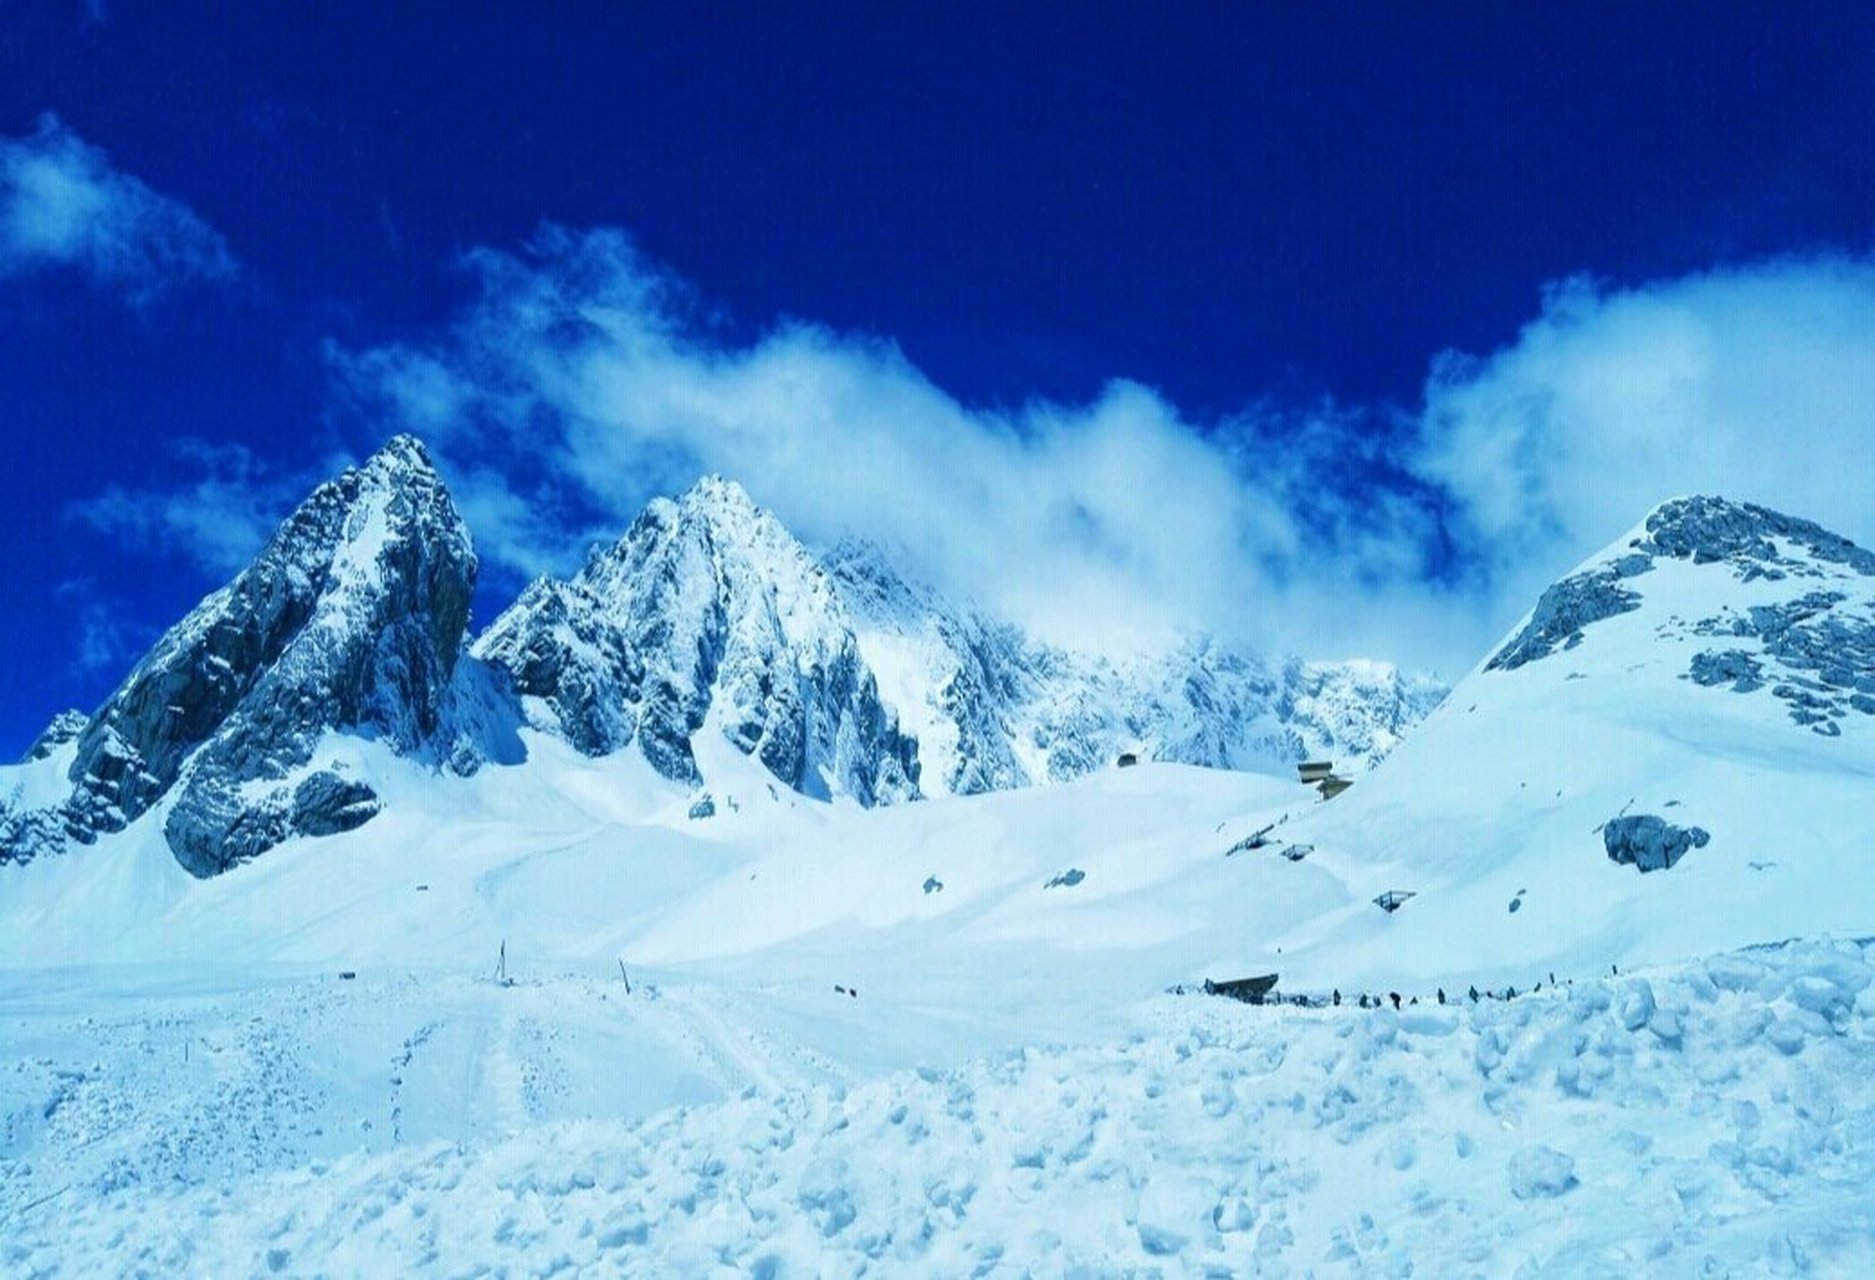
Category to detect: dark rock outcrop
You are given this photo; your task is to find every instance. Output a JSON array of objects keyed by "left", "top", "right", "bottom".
[
  {"left": 1604, "top": 815, "right": 1711, "bottom": 873},
  {"left": 1487, "top": 557, "right": 1649, "bottom": 672},
  {"left": 1689, "top": 650, "right": 1765, "bottom": 693},
  {"left": 2, "top": 436, "right": 509, "bottom": 874},
  {"left": 1637, "top": 496, "right": 1875, "bottom": 578}
]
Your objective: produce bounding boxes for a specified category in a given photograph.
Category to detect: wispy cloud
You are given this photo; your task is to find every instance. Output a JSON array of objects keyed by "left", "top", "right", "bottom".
[
  {"left": 1415, "top": 260, "right": 1875, "bottom": 617},
  {"left": 327, "top": 228, "right": 1875, "bottom": 677},
  {"left": 52, "top": 580, "right": 152, "bottom": 679},
  {"left": 67, "top": 439, "right": 329, "bottom": 579},
  {"left": 0, "top": 113, "right": 238, "bottom": 304}
]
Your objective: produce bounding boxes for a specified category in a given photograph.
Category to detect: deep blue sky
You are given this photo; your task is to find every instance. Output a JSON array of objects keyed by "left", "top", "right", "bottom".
[{"left": 2, "top": 3, "right": 1873, "bottom": 754}]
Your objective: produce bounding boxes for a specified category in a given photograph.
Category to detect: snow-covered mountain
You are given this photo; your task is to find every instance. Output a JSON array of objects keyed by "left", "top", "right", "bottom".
[
  {"left": 0, "top": 436, "right": 517, "bottom": 876},
  {"left": 1260, "top": 495, "right": 1875, "bottom": 991},
  {"left": 474, "top": 476, "right": 920, "bottom": 807},
  {"left": 3, "top": 452, "right": 1442, "bottom": 877},
  {"left": 824, "top": 538, "right": 1446, "bottom": 795},
  {"left": 2, "top": 488, "right": 1872, "bottom": 1275},
  {"left": 475, "top": 477, "right": 1444, "bottom": 805}
]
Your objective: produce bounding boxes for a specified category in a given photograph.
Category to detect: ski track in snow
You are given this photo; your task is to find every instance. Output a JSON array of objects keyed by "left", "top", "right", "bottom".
[{"left": 4, "top": 939, "right": 1875, "bottom": 1277}]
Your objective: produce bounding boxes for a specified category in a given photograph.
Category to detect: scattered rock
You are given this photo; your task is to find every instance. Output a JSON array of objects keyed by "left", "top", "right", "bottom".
[
  {"left": 1604, "top": 815, "right": 1710, "bottom": 873},
  {"left": 1689, "top": 649, "right": 1765, "bottom": 693}
]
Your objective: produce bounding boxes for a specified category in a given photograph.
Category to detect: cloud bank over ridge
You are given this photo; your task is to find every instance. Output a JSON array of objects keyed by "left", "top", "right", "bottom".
[
  {"left": 78, "top": 225, "right": 1875, "bottom": 679},
  {"left": 318, "top": 228, "right": 1873, "bottom": 675}
]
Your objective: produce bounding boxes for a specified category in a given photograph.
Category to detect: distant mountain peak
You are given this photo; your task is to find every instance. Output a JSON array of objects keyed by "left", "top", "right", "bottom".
[
  {"left": 681, "top": 472, "right": 758, "bottom": 511},
  {"left": 366, "top": 431, "right": 441, "bottom": 475},
  {"left": 820, "top": 535, "right": 1445, "bottom": 794}
]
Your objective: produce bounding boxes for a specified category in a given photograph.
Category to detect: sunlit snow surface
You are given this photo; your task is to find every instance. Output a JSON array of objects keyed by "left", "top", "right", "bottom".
[
  {"left": 2, "top": 743, "right": 1872, "bottom": 1274},
  {"left": 3, "top": 940, "right": 1872, "bottom": 1275},
  {"left": 4, "top": 500, "right": 1875, "bottom": 1275}
]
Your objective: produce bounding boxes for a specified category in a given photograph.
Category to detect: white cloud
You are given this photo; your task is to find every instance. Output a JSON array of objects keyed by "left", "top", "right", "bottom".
[
  {"left": 314, "top": 231, "right": 1873, "bottom": 678},
  {"left": 0, "top": 114, "right": 238, "bottom": 303},
  {"left": 67, "top": 439, "right": 330, "bottom": 579},
  {"left": 333, "top": 229, "right": 1337, "bottom": 654},
  {"left": 52, "top": 579, "right": 151, "bottom": 679},
  {"left": 1417, "top": 260, "right": 1875, "bottom": 630}
]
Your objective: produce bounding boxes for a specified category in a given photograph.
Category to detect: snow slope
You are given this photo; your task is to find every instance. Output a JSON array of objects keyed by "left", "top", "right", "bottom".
[
  {"left": 7, "top": 940, "right": 1873, "bottom": 1276},
  {"left": 3, "top": 494, "right": 1873, "bottom": 1274},
  {"left": 1255, "top": 497, "right": 1875, "bottom": 993}
]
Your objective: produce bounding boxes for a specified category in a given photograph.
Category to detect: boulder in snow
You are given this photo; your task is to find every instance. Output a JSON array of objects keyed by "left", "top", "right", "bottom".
[{"left": 1603, "top": 815, "right": 1710, "bottom": 873}]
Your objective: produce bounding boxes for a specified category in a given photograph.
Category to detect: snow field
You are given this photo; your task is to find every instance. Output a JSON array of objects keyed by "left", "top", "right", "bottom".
[{"left": 6, "top": 937, "right": 1872, "bottom": 1278}]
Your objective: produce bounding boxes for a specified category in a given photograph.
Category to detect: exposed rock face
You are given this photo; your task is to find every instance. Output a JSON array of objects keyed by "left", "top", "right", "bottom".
[
  {"left": 0, "top": 436, "right": 508, "bottom": 875},
  {"left": 1689, "top": 649, "right": 1765, "bottom": 693},
  {"left": 476, "top": 477, "right": 920, "bottom": 806},
  {"left": 823, "top": 540, "right": 1446, "bottom": 793},
  {"left": 1637, "top": 496, "right": 1875, "bottom": 576},
  {"left": 1487, "top": 557, "right": 1649, "bottom": 672},
  {"left": 1604, "top": 815, "right": 1711, "bottom": 873},
  {"left": 1487, "top": 495, "right": 1875, "bottom": 738}
]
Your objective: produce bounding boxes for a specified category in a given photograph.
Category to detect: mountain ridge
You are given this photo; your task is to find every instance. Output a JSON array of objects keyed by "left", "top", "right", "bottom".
[
  {"left": 9, "top": 442, "right": 1454, "bottom": 876},
  {"left": 1, "top": 436, "right": 518, "bottom": 875}
]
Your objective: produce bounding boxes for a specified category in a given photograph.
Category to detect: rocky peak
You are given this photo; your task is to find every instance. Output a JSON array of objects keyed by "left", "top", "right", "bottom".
[
  {"left": 1, "top": 435, "right": 495, "bottom": 875},
  {"left": 1490, "top": 495, "right": 1875, "bottom": 674},
  {"left": 1484, "top": 495, "right": 1875, "bottom": 737},
  {"left": 476, "top": 477, "right": 921, "bottom": 806},
  {"left": 1638, "top": 496, "right": 1875, "bottom": 578}
]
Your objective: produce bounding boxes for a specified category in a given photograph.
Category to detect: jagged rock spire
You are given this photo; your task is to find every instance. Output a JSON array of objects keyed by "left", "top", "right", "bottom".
[
  {"left": 477, "top": 475, "right": 921, "bottom": 806},
  {"left": 1, "top": 435, "right": 499, "bottom": 875}
]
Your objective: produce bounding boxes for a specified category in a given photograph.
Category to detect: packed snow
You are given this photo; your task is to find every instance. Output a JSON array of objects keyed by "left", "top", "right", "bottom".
[
  {"left": 5, "top": 935, "right": 1872, "bottom": 1276},
  {"left": 4, "top": 731, "right": 1874, "bottom": 1274},
  {"left": 4, "top": 490, "right": 1874, "bottom": 1274}
]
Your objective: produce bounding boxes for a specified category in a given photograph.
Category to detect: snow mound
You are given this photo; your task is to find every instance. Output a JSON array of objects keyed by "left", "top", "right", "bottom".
[
  {"left": 6, "top": 939, "right": 1872, "bottom": 1276},
  {"left": 1265, "top": 495, "right": 1875, "bottom": 991}
]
